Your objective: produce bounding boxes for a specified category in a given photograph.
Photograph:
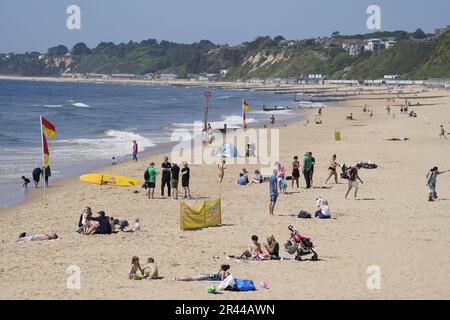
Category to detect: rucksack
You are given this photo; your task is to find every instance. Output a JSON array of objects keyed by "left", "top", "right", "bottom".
[
  {"left": 234, "top": 279, "right": 256, "bottom": 292},
  {"left": 144, "top": 168, "right": 150, "bottom": 181},
  {"left": 298, "top": 210, "right": 312, "bottom": 219}
]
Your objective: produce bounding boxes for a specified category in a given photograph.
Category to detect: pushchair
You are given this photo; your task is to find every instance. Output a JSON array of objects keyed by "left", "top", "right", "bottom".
[
  {"left": 285, "top": 225, "right": 318, "bottom": 261},
  {"left": 340, "top": 164, "right": 350, "bottom": 180}
]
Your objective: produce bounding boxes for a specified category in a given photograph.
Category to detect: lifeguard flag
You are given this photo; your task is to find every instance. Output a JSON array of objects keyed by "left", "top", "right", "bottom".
[
  {"left": 242, "top": 100, "right": 251, "bottom": 111},
  {"left": 42, "top": 134, "right": 49, "bottom": 168},
  {"left": 41, "top": 117, "right": 56, "bottom": 139}
]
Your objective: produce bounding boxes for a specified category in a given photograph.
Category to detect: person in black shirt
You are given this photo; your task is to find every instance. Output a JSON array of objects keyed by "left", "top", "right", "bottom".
[
  {"left": 32, "top": 167, "right": 42, "bottom": 188},
  {"left": 44, "top": 166, "right": 51, "bottom": 187},
  {"left": 170, "top": 162, "right": 180, "bottom": 199},
  {"left": 88, "top": 211, "right": 112, "bottom": 235},
  {"left": 161, "top": 157, "right": 172, "bottom": 197},
  {"left": 181, "top": 162, "right": 191, "bottom": 199}
]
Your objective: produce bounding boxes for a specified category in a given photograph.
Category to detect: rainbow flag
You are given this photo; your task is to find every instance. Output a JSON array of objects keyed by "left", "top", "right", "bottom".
[
  {"left": 242, "top": 100, "right": 251, "bottom": 111},
  {"left": 41, "top": 117, "right": 56, "bottom": 139},
  {"left": 42, "top": 134, "right": 49, "bottom": 168}
]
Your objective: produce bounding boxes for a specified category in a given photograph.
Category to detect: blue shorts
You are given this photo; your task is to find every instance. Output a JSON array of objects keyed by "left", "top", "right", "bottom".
[{"left": 270, "top": 193, "right": 277, "bottom": 203}]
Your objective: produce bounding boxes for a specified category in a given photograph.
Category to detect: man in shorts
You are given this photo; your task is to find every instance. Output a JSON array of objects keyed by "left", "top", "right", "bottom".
[
  {"left": 170, "top": 162, "right": 180, "bottom": 200},
  {"left": 269, "top": 169, "right": 279, "bottom": 215},
  {"left": 146, "top": 162, "right": 158, "bottom": 199}
]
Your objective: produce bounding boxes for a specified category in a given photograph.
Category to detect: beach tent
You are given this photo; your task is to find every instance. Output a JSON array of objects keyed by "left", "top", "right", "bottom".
[
  {"left": 216, "top": 143, "right": 240, "bottom": 158},
  {"left": 180, "top": 199, "right": 222, "bottom": 230}
]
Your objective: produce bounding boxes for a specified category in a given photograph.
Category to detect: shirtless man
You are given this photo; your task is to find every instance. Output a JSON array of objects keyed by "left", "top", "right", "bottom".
[
  {"left": 218, "top": 159, "right": 226, "bottom": 183},
  {"left": 238, "top": 235, "right": 268, "bottom": 260}
]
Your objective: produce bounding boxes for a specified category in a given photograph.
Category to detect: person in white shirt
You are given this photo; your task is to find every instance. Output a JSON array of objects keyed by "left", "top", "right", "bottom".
[{"left": 315, "top": 200, "right": 331, "bottom": 219}]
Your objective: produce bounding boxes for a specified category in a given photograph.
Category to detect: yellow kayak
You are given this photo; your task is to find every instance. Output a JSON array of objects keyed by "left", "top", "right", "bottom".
[{"left": 80, "top": 174, "right": 140, "bottom": 187}]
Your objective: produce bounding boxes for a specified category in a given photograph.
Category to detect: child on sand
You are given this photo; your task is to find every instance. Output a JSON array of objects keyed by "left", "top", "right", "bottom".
[
  {"left": 248, "top": 170, "right": 263, "bottom": 185},
  {"left": 218, "top": 160, "right": 226, "bottom": 183},
  {"left": 128, "top": 256, "right": 143, "bottom": 280},
  {"left": 275, "top": 161, "right": 286, "bottom": 194},
  {"left": 143, "top": 258, "right": 159, "bottom": 279},
  {"left": 345, "top": 166, "right": 364, "bottom": 199},
  {"left": 181, "top": 162, "right": 191, "bottom": 198},
  {"left": 315, "top": 200, "right": 331, "bottom": 219},
  {"left": 175, "top": 264, "right": 231, "bottom": 282},
  {"left": 426, "top": 167, "right": 449, "bottom": 201},
  {"left": 292, "top": 156, "right": 300, "bottom": 188},
  {"left": 21, "top": 176, "right": 30, "bottom": 190}
]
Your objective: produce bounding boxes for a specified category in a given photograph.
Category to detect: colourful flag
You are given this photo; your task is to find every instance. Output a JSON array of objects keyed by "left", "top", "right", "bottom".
[
  {"left": 42, "top": 134, "right": 49, "bottom": 168},
  {"left": 41, "top": 117, "right": 56, "bottom": 139},
  {"left": 242, "top": 100, "right": 251, "bottom": 111}
]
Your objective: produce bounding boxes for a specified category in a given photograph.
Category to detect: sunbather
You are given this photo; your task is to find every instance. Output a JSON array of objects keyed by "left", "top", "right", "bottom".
[
  {"left": 17, "top": 233, "right": 58, "bottom": 242},
  {"left": 174, "top": 264, "right": 231, "bottom": 281}
]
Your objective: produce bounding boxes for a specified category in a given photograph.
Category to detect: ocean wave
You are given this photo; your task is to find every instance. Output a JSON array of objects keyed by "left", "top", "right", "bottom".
[
  {"left": 43, "top": 104, "right": 64, "bottom": 108},
  {"left": 172, "top": 114, "right": 256, "bottom": 130},
  {"left": 217, "top": 95, "right": 232, "bottom": 100},
  {"left": 71, "top": 102, "right": 90, "bottom": 108},
  {"left": 250, "top": 109, "right": 294, "bottom": 115}
]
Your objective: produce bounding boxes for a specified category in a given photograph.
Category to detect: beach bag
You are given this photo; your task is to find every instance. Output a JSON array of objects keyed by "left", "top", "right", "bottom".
[
  {"left": 218, "top": 275, "right": 235, "bottom": 291},
  {"left": 298, "top": 210, "right": 312, "bottom": 219},
  {"left": 234, "top": 279, "right": 256, "bottom": 292},
  {"left": 144, "top": 169, "right": 150, "bottom": 181}
]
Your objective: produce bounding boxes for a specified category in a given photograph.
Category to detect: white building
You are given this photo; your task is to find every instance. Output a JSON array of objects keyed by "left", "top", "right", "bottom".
[
  {"left": 159, "top": 73, "right": 178, "bottom": 80},
  {"left": 364, "top": 39, "right": 384, "bottom": 52},
  {"left": 384, "top": 40, "right": 397, "bottom": 49}
]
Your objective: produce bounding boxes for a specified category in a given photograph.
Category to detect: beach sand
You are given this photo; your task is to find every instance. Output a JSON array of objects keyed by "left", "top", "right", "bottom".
[{"left": 1, "top": 85, "right": 450, "bottom": 300}]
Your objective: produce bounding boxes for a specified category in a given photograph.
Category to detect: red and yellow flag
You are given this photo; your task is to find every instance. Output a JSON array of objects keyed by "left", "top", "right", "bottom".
[
  {"left": 42, "top": 134, "right": 49, "bottom": 168},
  {"left": 242, "top": 100, "right": 251, "bottom": 111},
  {"left": 41, "top": 117, "right": 56, "bottom": 139}
]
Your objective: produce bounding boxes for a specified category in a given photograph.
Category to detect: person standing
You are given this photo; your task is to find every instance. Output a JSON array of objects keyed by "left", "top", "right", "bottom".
[
  {"left": 426, "top": 167, "right": 449, "bottom": 201},
  {"left": 132, "top": 140, "right": 139, "bottom": 162},
  {"left": 303, "top": 152, "right": 312, "bottom": 189},
  {"left": 44, "top": 166, "right": 51, "bottom": 187},
  {"left": 161, "top": 157, "right": 172, "bottom": 197},
  {"left": 386, "top": 105, "right": 391, "bottom": 116},
  {"left": 275, "top": 161, "right": 286, "bottom": 194},
  {"left": 218, "top": 159, "right": 226, "bottom": 183},
  {"left": 325, "top": 154, "right": 340, "bottom": 184},
  {"left": 270, "top": 114, "right": 275, "bottom": 125},
  {"left": 146, "top": 162, "right": 158, "bottom": 199},
  {"left": 345, "top": 166, "right": 363, "bottom": 199},
  {"left": 439, "top": 125, "right": 447, "bottom": 140},
  {"left": 170, "top": 162, "right": 180, "bottom": 200},
  {"left": 309, "top": 152, "right": 316, "bottom": 187},
  {"left": 269, "top": 169, "right": 279, "bottom": 215},
  {"left": 181, "top": 162, "right": 191, "bottom": 199},
  {"left": 292, "top": 156, "right": 300, "bottom": 189},
  {"left": 32, "top": 167, "right": 42, "bottom": 188}
]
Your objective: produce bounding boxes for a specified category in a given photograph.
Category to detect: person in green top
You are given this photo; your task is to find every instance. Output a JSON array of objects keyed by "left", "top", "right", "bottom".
[
  {"left": 146, "top": 162, "right": 158, "bottom": 199},
  {"left": 303, "top": 152, "right": 312, "bottom": 189}
]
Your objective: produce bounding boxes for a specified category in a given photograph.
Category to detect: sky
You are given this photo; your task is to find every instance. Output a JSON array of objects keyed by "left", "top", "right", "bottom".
[{"left": 0, "top": 0, "right": 449, "bottom": 53}]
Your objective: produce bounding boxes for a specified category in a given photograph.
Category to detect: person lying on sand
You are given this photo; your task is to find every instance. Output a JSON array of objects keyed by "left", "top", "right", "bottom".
[
  {"left": 17, "top": 233, "right": 58, "bottom": 242},
  {"left": 174, "top": 264, "right": 230, "bottom": 282},
  {"left": 128, "top": 256, "right": 144, "bottom": 280},
  {"left": 143, "top": 257, "right": 159, "bottom": 279}
]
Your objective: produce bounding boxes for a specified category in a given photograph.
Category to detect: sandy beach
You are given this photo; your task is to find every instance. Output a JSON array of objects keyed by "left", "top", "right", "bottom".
[{"left": 1, "top": 85, "right": 450, "bottom": 300}]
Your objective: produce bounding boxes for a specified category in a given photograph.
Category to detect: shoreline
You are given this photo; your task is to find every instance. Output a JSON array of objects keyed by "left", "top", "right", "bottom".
[{"left": 1, "top": 85, "right": 450, "bottom": 299}]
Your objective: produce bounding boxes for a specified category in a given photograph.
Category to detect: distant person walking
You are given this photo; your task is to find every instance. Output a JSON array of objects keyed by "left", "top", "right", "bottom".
[
  {"left": 270, "top": 114, "right": 275, "bottom": 125},
  {"left": 426, "top": 167, "right": 449, "bottom": 201},
  {"left": 32, "top": 167, "right": 42, "bottom": 188},
  {"left": 269, "top": 169, "right": 279, "bottom": 215},
  {"left": 161, "top": 157, "right": 172, "bottom": 197},
  {"left": 325, "top": 154, "right": 340, "bottom": 184},
  {"left": 386, "top": 105, "right": 391, "bottom": 116},
  {"left": 303, "top": 152, "right": 313, "bottom": 189},
  {"left": 439, "top": 125, "right": 447, "bottom": 140},
  {"left": 181, "top": 161, "right": 191, "bottom": 199},
  {"left": 132, "top": 140, "right": 138, "bottom": 162},
  {"left": 218, "top": 159, "right": 226, "bottom": 183},
  {"left": 44, "top": 166, "right": 51, "bottom": 187}
]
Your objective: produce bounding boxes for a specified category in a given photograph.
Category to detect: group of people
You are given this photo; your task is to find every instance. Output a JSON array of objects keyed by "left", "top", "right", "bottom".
[
  {"left": 21, "top": 166, "right": 51, "bottom": 190},
  {"left": 77, "top": 207, "right": 140, "bottom": 235},
  {"left": 144, "top": 157, "right": 191, "bottom": 199},
  {"left": 236, "top": 234, "right": 280, "bottom": 261},
  {"left": 129, "top": 256, "right": 159, "bottom": 280}
]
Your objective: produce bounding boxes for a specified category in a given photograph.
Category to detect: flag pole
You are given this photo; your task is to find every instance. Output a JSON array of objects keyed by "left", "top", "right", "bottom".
[
  {"left": 242, "top": 99, "right": 245, "bottom": 130},
  {"left": 40, "top": 116, "right": 47, "bottom": 204}
]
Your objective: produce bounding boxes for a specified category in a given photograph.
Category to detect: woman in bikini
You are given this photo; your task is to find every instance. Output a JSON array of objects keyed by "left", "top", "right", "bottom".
[
  {"left": 325, "top": 154, "right": 340, "bottom": 184},
  {"left": 292, "top": 156, "right": 300, "bottom": 188},
  {"left": 218, "top": 160, "right": 226, "bottom": 183},
  {"left": 174, "top": 264, "right": 231, "bottom": 282}
]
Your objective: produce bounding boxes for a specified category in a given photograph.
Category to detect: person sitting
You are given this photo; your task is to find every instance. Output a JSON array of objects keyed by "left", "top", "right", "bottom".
[
  {"left": 143, "top": 257, "right": 159, "bottom": 279},
  {"left": 128, "top": 256, "right": 143, "bottom": 280},
  {"left": 237, "top": 173, "right": 248, "bottom": 186},
  {"left": 78, "top": 207, "right": 95, "bottom": 234},
  {"left": 263, "top": 234, "right": 280, "bottom": 260},
  {"left": 174, "top": 264, "right": 231, "bottom": 282},
  {"left": 17, "top": 233, "right": 58, "bottom": 242},
  {"left": 315, "top": 200, "right": 331, "bottom": 219},
  {"left": 346, "top": 113, "right": 353, "bottom": 120},
  {"left": 248, "top": 170, "right": 263, "bottom": 185},
  {"left": 237, "top": 235, "right": 265, "bottom": 260},
  {"left": 88, "top": 211, "right": 112, "bottom": 235}
]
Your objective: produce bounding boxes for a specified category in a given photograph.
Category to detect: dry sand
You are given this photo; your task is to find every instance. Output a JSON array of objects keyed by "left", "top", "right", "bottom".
[{"left": 1, "top": 85, "right": 450, "bottom": 300}]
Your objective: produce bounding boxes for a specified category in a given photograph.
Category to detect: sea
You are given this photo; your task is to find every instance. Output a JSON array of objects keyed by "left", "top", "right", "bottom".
[{"left": 0, "top": 79, "right": 307, "bottom": 208}]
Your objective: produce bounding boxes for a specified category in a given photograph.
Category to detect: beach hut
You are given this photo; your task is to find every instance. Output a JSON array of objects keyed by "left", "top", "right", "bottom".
[{"left": 216, "top": 143, "right": 240, "bottom": 158}]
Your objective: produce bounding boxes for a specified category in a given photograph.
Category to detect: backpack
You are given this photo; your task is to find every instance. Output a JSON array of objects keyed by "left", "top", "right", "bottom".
[
  {"left": 144, "top": 168, "right": 150, "bottom": 181},
  {"left": 298, "top": 210, "right": 312, "bottom": 219},
  {"left": 234, "top": 279, "right": 255, "bottom": 292}
]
